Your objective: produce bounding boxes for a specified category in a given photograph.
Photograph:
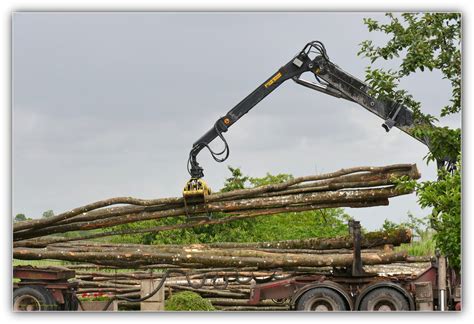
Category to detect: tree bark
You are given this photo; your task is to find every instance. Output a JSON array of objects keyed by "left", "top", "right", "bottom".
[{"left": 13, "top": 245, "right": 407, "bottom": 269}]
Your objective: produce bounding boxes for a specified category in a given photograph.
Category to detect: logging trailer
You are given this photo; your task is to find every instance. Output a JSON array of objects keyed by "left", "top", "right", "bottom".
[
  {"left": 248, "top": 220, "right": 461, "bottom": 311},
  {"left": 12, "top": 221, "right": 461, "bottom": 311}
]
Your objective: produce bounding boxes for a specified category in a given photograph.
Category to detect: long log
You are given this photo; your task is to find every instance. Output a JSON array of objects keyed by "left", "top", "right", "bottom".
[
  {"left": 13, "top": 200, "right": 388, "bottom": 247},
  {"left": 13, "top": 164, "right": 420, "bottom": 243},
  {"left": 17, "top": 170, "right": 396, "bottom": 231},
  {"left": 41, "top": 226, "right": 410, "bottom": 254},
  {"left": 14, "top": 188, "right": 397, "bottom": 241},
  {"left": 13, "top": 164, "right": 418, "bottom": 233},
  {"left": 13, "top": 245, "right": 407, "bottom": 269},
  {"left": 14, "top": 225, "right": 411, "bottom": 267},
  {"left": 202, "top": 228, "right": 412, "bottom": 250},
  {"left": 77, "top": 288, "right": 139, "bottom": 294},
  {"left": 76, "top": 281, "right": 136, "bottom": 289},
  {"left": 29, "top": 173, "right": 389, "bottom": 231}
]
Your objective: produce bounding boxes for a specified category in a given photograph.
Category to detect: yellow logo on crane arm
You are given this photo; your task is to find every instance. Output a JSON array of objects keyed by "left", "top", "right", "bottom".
[{"left": 264, "top": 71, "right": 282, "bottom": 88}]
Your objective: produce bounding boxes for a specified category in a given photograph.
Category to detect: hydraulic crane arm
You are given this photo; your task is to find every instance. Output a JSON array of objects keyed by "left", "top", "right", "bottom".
[
  {"left": 187, "top": 42, "right": 326, "bottom": 180},
  {"left": 301, "top": 55, "right": 428, "bottom": 145},
  {"left": 185, "top": 41, "right": 442, "bottom": 198}
]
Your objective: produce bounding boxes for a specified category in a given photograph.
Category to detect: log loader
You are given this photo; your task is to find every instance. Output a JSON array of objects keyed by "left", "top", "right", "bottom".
[
  {"left": 183, "top": 41, "right": 455, "bottom": 202},
  {"left": 182, "top": 41, "right": 460, "bottom": 311}
]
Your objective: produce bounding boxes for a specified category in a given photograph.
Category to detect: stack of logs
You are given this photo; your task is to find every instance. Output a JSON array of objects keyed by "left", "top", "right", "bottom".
[
  {"left": 62, "top": 228, "right": 428, "bottom": 311},
  {"left": 13, "top": 163, "right": 420, "bottom": 249},
  {"left": 71, "top": 266, "right": 293, "bottom": 311},
  {"left": 12, "top": 163, "right": 425, "bottom": 310},
  {"left": 14, "top": 228, "right": 412, "bottom": 269}
]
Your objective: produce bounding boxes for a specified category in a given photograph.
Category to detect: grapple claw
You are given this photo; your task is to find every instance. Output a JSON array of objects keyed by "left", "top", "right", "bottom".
[
  {"left": 183, "top": 178, "right": 212, "bottom": 221},
  {"left": 183, "top": 178, "right": 211, "bottom": 201}
]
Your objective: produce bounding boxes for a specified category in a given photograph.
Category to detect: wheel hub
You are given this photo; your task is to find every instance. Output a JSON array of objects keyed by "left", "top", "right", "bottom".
[
  {"left": 307, "top": 297, "right": 336, "bottom": 311},
  {"left": 375, "top": 303, "right": 394, "bottom": 311},
  {"left": 14, "top": 295, "right": 41, "bottom": 311},
  {"left": 314, "top": 304, "right": 331, "bottom": 311}
]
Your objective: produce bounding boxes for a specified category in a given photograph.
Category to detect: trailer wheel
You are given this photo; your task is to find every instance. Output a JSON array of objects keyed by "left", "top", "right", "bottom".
[
  {"left": 296, "top": 287, "right": 347, "bottom": 311},
  {"left": 358, "top": 288, "right": 410, "bottom": 311},
  {"left": 13, "top": 286, "right": 58, "bottom": 311}
]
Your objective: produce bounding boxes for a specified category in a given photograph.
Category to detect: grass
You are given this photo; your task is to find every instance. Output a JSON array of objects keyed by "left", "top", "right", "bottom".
[
  {"left": 395, "top": 230, "right": 435, "bottom": 257},
  {"left": 13, "top": 259, "right": 66, "bottom": 267}
]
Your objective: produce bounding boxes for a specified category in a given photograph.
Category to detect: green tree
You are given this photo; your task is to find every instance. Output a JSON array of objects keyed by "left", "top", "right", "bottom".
[
  {"left": 220, "top": 166, "right": 250, "bottom": 192},
  {"left": 359, "top": 13, "right": 461, "bottom": 270},
  {"left": 249, "top": 172, "right": 293, "bottom": 187},
  {"left": 14, "top": 213, "right": 27, "bottom": 222},
  {"left": 42, "top": 210, "right": 55, "bottom": 218},
  {"left": 380, "top": 213, "right": 427, "bottom": 237},
  {"left": 416, "top": 163, "right": 461, "bottom": 266}
]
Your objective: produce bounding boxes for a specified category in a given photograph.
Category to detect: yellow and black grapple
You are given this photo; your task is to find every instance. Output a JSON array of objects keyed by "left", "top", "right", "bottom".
[
  {"left": 182, "top": 177, "right": 212, "bottom": 221},
  {"left": 183, "top": 178, "right": 211, "bottom": 202}
]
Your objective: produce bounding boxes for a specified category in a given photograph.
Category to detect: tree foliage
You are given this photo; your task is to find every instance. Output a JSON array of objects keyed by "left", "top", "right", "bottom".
[
  {"left": 359, "top": 13, "right": 461, "bottom": 270},
  {"left": 380, "top": 212, "right": 426, "bottom": 237},
  {"left": 42, "top": 210, "right": 55, "bottom": 219},
  {"left": 415, "top": 163, "right": 461, "bottom": 267},
  {"left": 14, "top": 214, "right": 27, "bottom": 222}
]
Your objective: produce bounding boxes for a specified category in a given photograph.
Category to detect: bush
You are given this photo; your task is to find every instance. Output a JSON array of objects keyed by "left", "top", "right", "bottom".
[{"left": 165, "top": 291, "right": 215, "bottom": 311}]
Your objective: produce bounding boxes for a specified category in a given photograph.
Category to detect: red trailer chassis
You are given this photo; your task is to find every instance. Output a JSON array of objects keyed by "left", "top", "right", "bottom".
[
  {"left": 249, "top": 265, "right": 446, "bottom": 310},
  {"left": 248, "top": 221, "right": 461, "bottom": 311},
  {"left": 13, "top": 266, "right": 79, "bottom": 311}
]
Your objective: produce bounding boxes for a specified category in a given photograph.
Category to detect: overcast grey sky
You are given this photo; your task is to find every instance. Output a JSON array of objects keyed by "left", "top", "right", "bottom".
[{"left": 12, "top": 12, "right": 461, "bottom": 230}]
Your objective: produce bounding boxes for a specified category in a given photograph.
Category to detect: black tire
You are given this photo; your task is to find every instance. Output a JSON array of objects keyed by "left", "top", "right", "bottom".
[
  {"left": 13, "top": 286, "right": 58, "bottom": 311},
  {"left": 358, "top": 288, "right": 410, "bottom": 311},
  {"left": 296, "top": 287, "right": 348, "bottom": 311}
]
